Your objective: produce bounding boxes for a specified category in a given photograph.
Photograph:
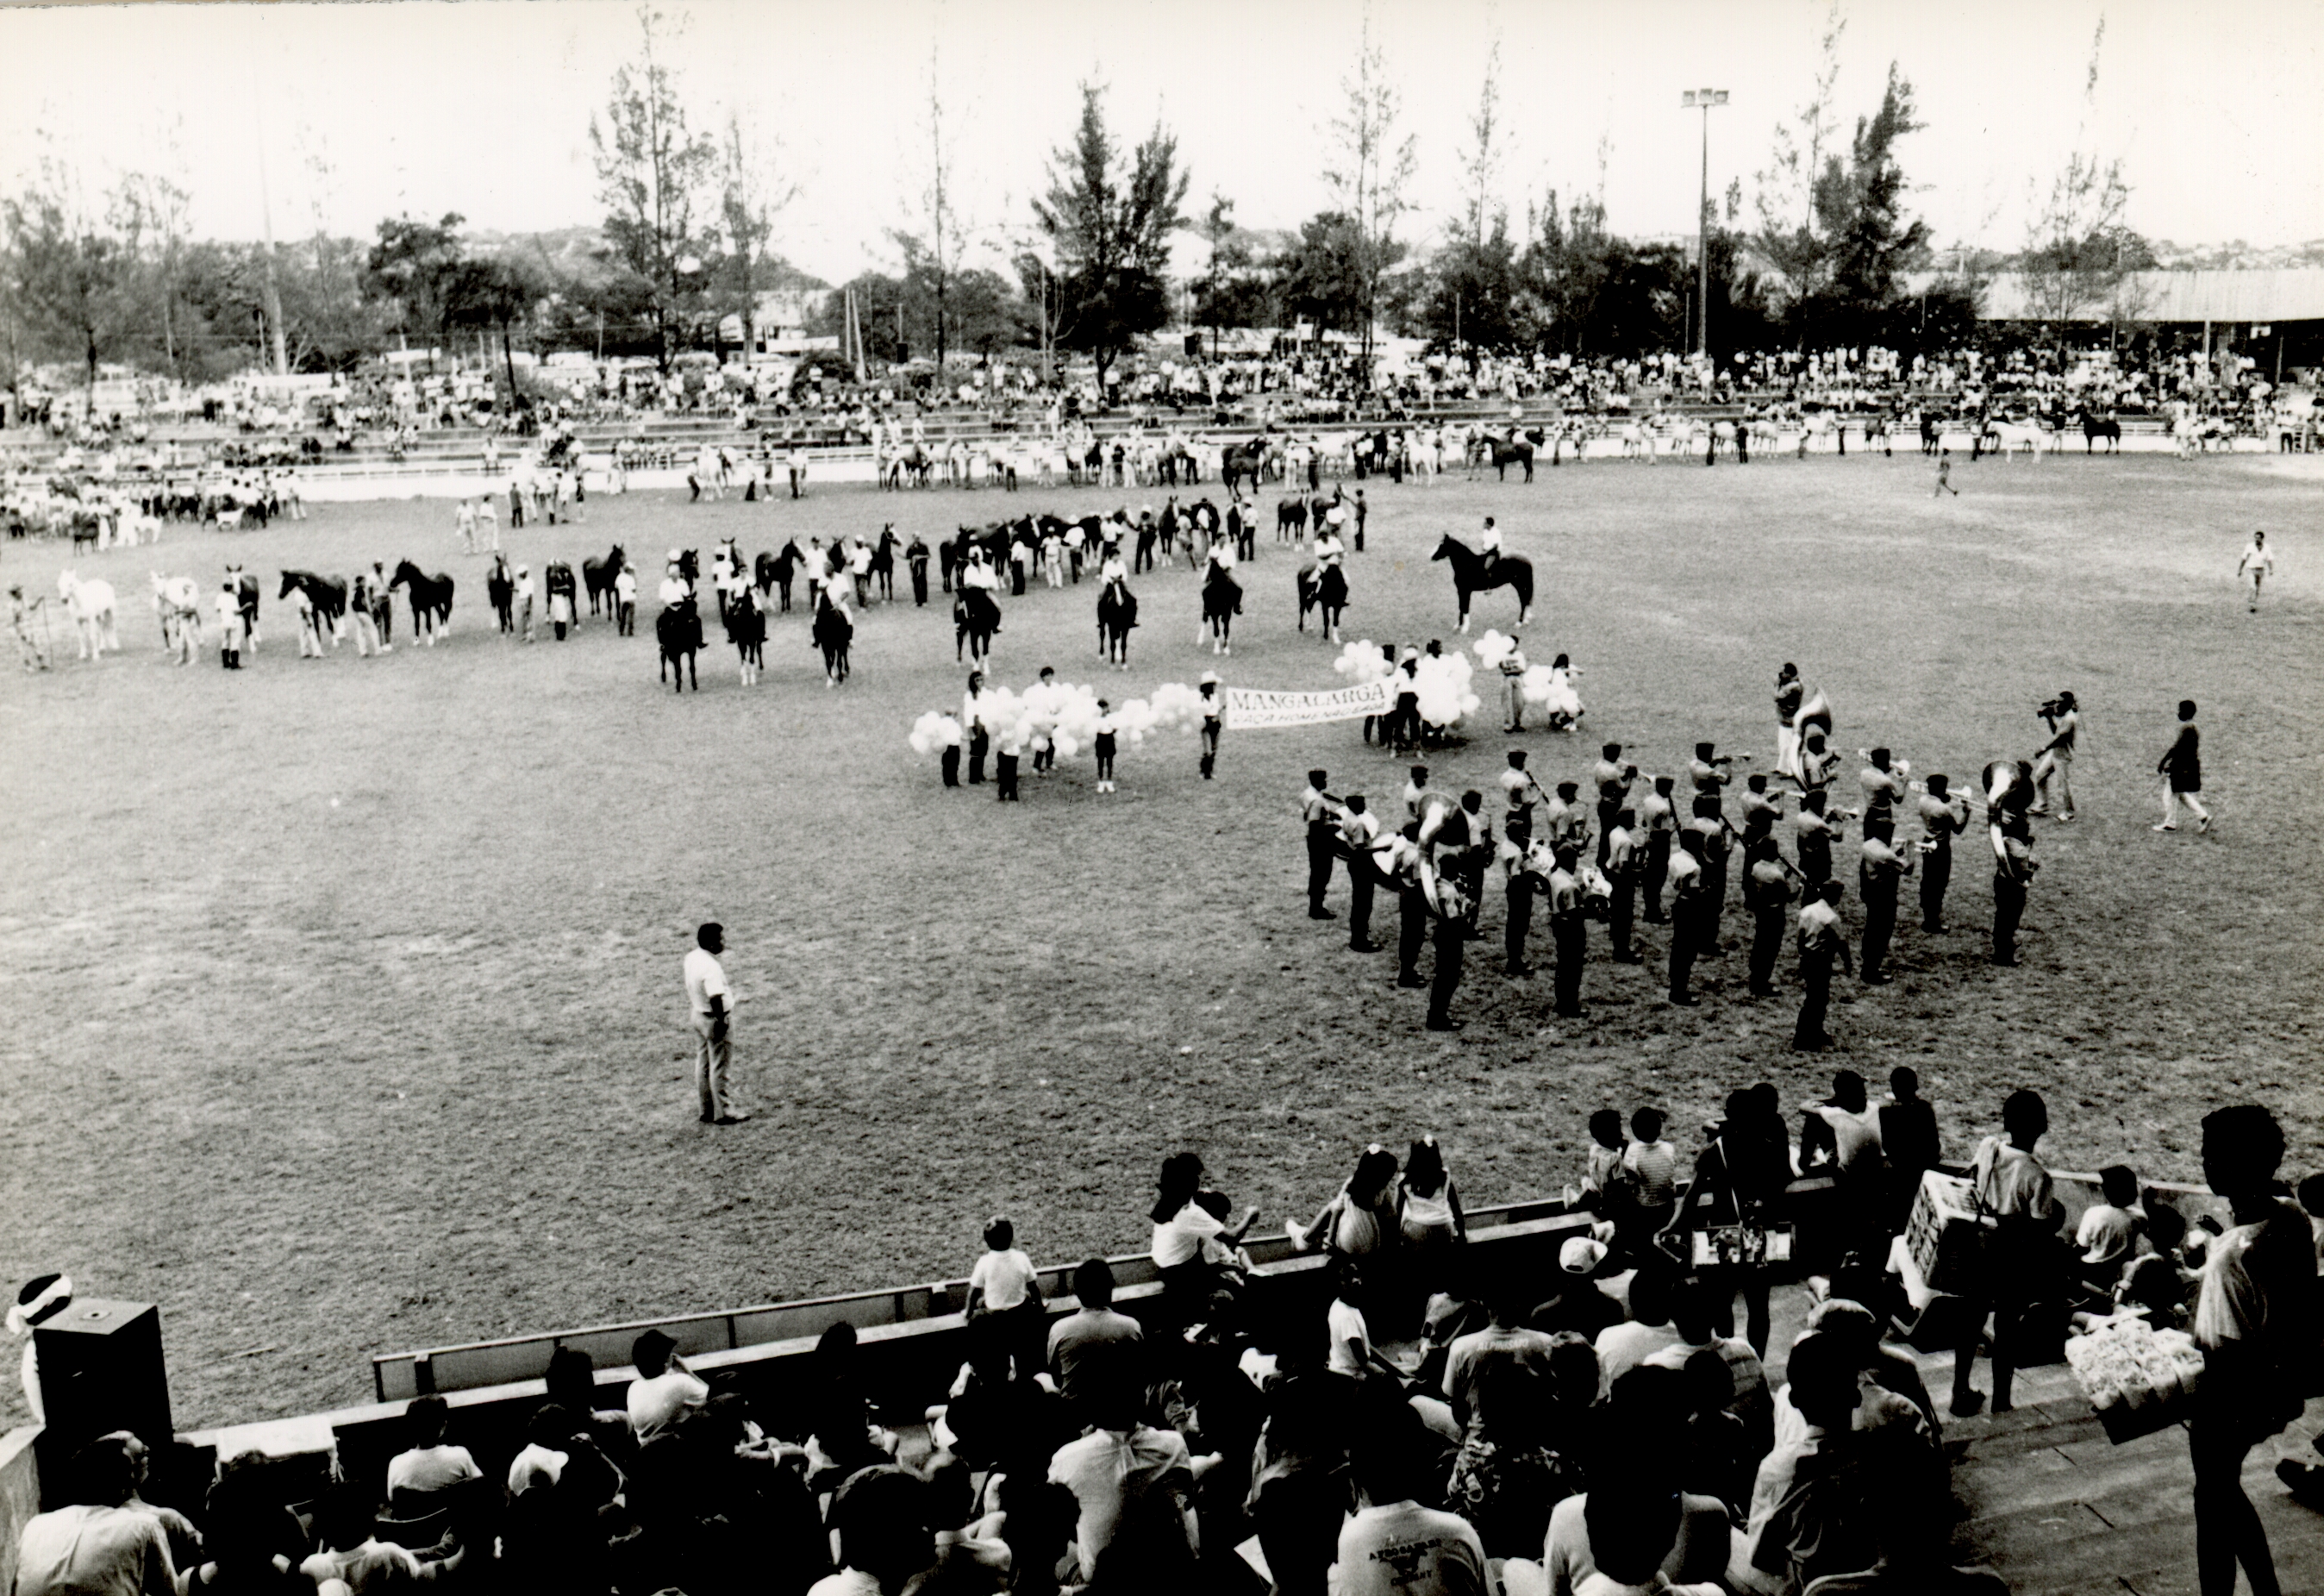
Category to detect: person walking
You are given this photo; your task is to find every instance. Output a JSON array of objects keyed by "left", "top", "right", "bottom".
[
  {"left": 684, "top": 923, "right": 749, "bottom": 1125},
  {"left": 2235, "top": 529, "right": 2274, "bottom": 612},
  {"left": 1951, "top": 1090, "right": 2064, "bottom": 1416},
  {"left": 1793, "top": 881, "right": 1851, "bottom": 1050},
  {"left": 2154, "top": 698, "right": 2211, "bottom": 833}
]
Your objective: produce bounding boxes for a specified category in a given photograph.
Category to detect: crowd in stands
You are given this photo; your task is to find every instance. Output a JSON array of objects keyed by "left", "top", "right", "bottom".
[{"left": 15, "top": 1080, "right": 2315, "bottom": 1596}]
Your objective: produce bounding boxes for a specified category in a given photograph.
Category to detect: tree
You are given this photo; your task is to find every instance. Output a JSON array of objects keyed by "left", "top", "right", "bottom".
[
  {"left": 1753, "top": 4, "right": 1846, "bottom": 320},
  {"left": 116, "top": 169, "right": 193, "bottom": 379},
  {"left": 446, "top": 253, "right": 551, "bottom": 397},
  {"left": 715, "top": 111, "right": 797, "bottom": 360},
  {"left": 1276, "top": 211, "right": 1370, "bottom": 337},
  {"left": 590, "top": 3, "right": 719, "bottom": 368},
  {"left": 1417, "top": 38, "right": 1519, "bottom": 349},
  {"left": 2020, "top": 22, "right": 2133, "bottom": 349},
  {"left": 1820, "top": 66, "right": 1928, "bottom": 322},
  {"left": 0, "top": 160, "right": 146, "bottom": 396},
  {"left": 1323, "top": 11, "right": 1417, "bottom": 364},
  {"left": 1033, "top": 83, "right": 1189, "bottom": 391},
  {"left": 908, "top": 44, "right": 963, "bottom": 372},
  {"left": 364, "top": 212, "right": 468, "bottom": 349},
  {"left": 1189, "top": 194, "right": 1271, "bottom": 345}
]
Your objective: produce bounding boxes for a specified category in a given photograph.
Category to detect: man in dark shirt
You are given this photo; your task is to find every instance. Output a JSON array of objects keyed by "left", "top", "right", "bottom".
[
  {"left": 1880, "top": 1067, "right": 1942, "bottom": 1230},
  {"left": 2154, "top": 698, "right": 2211, "bottom": 833}
]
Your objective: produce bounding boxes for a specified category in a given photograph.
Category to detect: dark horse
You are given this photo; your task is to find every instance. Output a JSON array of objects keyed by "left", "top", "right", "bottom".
[
  {"left": 390, "top": 559, "right": 454, "bottom": 645},
  {"left": 278, "top": 570, "right": 347, "bottom": 644},
  {"left": 767, "top": 541, "right": 801, "bottom": 611},
  {"left": 870, "top": 528, "right": 898, "bottom": 602},
  {"left": 487, "top": 554, "right": 515, "bottom": 633},
  {"left": 1296, "top": 560, "right": 1348, "bottom": 642},
  {"left": 657, "top": 595, "right": 703, "bottom": 691},
  {"left": 812, "top": 590, "right": 853, "bottom": 684},
  {"left": 2080, "top": 408, "right": 2122, "bottom": 454},
  {"left": 1096, "top": 576, "right": 1137, "bottom": 668},
  {"left": 582, "top": 543, "right": 626, "bottom": 616},
  {"left": 885, "top": 445, "right": 934, "bottom": 490},
  {"left": 1431, "top": 533, "right": 1533, "bottom": 634},
  {"left": 954, "top": 585, "right": 1002, "bottom": 666},
  {"left": 1221, "top": 439, "right": 1272, "bottom": 496},
  {"left": 1201, "top": 562, "right": 1242, "bottom": 654},
  {"left": 1489, "top": 437, "right": 1535, "bottom": 482}
]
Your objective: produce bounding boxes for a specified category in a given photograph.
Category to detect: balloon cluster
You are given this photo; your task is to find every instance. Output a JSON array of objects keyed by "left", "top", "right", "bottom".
[
  {"left": 1332, "top": 639, "right": 1393, "bottom": 683},
  {"left": 1145, "top": 681, "right": 1208, "bottom": 733},
  {"left": 1412, "top": 650, "right": 1481, "bottom": 729},
  {"left": 908, "top": 711, "right": 963, "bottom": 755},
  {"left": 909, "top": 676, "right": 1207, "bottom": 764}
]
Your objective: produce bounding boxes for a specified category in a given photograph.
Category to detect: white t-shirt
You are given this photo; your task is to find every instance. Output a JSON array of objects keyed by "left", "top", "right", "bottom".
[
  {"left": 1151, "top": 1203, "right": 1225, "bottom": 1268},
  {"left": 683, "top": 948, "right": 729, "bottom": 1018},
  {"left": 626, "top": 1368, "right": 709, "bottom": 1439},
  {"left": 1047, "top": 1424, "right": 1193, "bottom": 1581},
  {"left": 1327, "top": 1297, "right": 1371, "bottom": 1378},
  {"left": 970, "top": 1248, "right": 1038, "bottom": 1313},
  {"left": 506, "top": 1443, "right": 568, "bottom": 1493},
  {"left": 1335, "top": 1500, "right": 1489, "bottom": 1596},
  {"left": 386, "top": 1443, "right": 481, "bottom": 1499}
]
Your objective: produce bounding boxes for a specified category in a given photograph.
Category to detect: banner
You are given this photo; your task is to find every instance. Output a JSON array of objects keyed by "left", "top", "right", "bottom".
[{"left": 1223, "top": 679, "right": 1393, "bottom": 729}]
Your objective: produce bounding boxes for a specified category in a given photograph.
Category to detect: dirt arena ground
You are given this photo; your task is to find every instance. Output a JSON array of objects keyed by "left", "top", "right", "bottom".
[{"left": 3, "top": 445, "right": 2318, "bottom": 1430}]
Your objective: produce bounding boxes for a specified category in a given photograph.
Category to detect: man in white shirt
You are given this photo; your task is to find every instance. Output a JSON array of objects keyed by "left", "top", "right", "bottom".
[
  {"left": 1046, "top": 1386, "right": 1196, "bottom": 1582},
  {"left": 625, "top": 1328, "right": 709, "bottom": 1441},
  {"left": 385, "top": 1394, "right": 482, "bottom": 1506},
  {"left": 684, "top": 922, "right": 749, "bottom": 1124},
  {"left": 2237, "top": 529, "right": 2274, "bottom": 611},
  {"left": 1594, "top": 1268, "right": 1683, "bottom": 1398},
  {"left": 11, "top": 1439, "right": 178, "bottom": 1596},
  {"left": 1336, "top": 1410, "right": 1489, "bottom": 1596}
]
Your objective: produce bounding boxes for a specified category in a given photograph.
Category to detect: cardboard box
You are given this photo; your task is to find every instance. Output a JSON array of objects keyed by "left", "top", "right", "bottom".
[{"left": 1903, "top": 1170, "right": 1990, "bottom": 1294}]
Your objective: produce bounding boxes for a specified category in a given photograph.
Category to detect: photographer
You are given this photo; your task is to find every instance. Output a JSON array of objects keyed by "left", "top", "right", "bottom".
[{"left": 2030, "top": 692, "right": 2079, "bottom": 820}]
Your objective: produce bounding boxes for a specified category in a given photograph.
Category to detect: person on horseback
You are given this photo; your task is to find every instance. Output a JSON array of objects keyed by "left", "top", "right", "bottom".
[{"left": 1478, "top": 516, "right": 1502, "bottom": 581}]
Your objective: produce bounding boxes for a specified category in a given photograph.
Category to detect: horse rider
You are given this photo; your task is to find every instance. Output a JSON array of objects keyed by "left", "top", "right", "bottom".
[
  {"left": 1478, "top": 516, "right": 1502, "bottom": 580},
  {"left": 1313, "top": 516, "right": 1346, "bottom": 572}
]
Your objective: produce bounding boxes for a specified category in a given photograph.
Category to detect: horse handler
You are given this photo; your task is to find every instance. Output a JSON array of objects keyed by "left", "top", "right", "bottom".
[{"left": 684, "top": 922, "right": 751, "bottom": 1125}]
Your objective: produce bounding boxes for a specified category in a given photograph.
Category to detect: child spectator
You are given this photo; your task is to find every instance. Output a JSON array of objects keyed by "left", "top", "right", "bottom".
[
  {"left": 1324, "top": 1258, "right": 1403, "bottom": 1385},
  {"left": 1580, "top": 1110, "right": 1630, "bottom": 1221},
  {"left": 964, "top": 1216, "right": 1045, "bottom": 1384},
  {"left": 2075, "top": 1165, "right": 2145, "bottom": 1288},
  {"left": 624, "top": 1329, "right": 708, "bottom": 1441},
  {"left": 1620, "top": 1109, "right": 1678, "bottom": 1260}
]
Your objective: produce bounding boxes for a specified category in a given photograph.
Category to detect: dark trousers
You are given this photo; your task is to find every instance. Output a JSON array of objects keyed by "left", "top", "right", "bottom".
[
  {"left": 1428, "top": 915, "right": 1464, "bottom": 1023},
  {"left": 1921, "top": 849, "right": 1952, "bottom": 931},
  {"left": 968, "top": 730, "right": 989, "bottom": 784},
  {"left": 618, "top": 601, "right": 635, "bottom": 636},
  {"left": 1552, "top": 916, "right": 1586, "bottom": 1013},
  {"left": 1750, "top": 905, "right": 1786, "bottom": 992},
  {"left": 1504, "top": 881, "right": 1533, "bottom": 972},
  {"left": 1306, "top": 833, "right": 1335, "bottom": 913},
  {"left": 910, "top": 563, "right": 929, "bottom": 605},
  {"left": 940, "top": 747, "right": 960, "bottom": 787},
  {"left": 1609, "top": 869, "right": 1637, "bottom": 960},
  {"left": 1643, "top": 834, "right": 1671, "bottom": 920},
  {"left": 1668, "top": 904, "right": 1697, "bottom": 1000},
  {"left": 1397, "top": 889, "right": 1426, "bottom": 980},
  {"left": 1596, "top": 801, "right": 1618, "bottom": 867},
  {"left": 1862, "top": 885, "right": 1897, "bottom": 980},
  {"left": 1992, "top": 872, "right": 2026, "bottom": 963},
  {"left": 996, "top": 753, "right": 1020, "bottom": 800},
  {"left": 1795, "top": 949, "right": 1834, "bottom": 1047},
  {"left": 1348, "top": 863, "right": 1375, "bottom": 948},
  {"left": 1703, "top": 860, "right": 1727, "bottom": 946}
]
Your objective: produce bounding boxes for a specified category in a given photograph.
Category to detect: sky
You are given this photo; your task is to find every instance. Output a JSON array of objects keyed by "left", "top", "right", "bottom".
[{"left": 2, "top": 0, "right": 2319, "bottom": 287}]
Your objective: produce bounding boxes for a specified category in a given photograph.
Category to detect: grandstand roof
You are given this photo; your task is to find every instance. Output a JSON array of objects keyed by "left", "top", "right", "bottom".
[{"left": 1969, "top": 267, "right": 2324, "bottom": 324}]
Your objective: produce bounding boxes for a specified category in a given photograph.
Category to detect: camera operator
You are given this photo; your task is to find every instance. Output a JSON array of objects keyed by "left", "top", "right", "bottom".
[{"left": 2030, "top": 691, "right": 2079, "bottom": 820}]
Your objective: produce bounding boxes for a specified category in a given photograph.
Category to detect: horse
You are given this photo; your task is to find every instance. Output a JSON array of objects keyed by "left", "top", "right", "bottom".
[
  {"left": 812, "top": 591, "right": 853, "bottom": 685},
  {"left": 885, "top": 446, "right": 934, "bottom": 490},
  {"left": 1200, "top": 562, "right": 1242, "bottom": 654},
  {"left": 56, "top": 571, "right": 119, "bottom": 660},
  {"left": 726, "top": 585, "right": 765, "bottom": 685},
  {"left": 1431, "top": 533, "right": 1534, "bottom": 634},
  {"left": 1276, "top": 496, "right": 1309, "bottom": 541},
  {"left": 487, "top": 555, "right": 515, "bottom": 633},
  {"left": 1489, "top": 437, "right": 1535, "bottom": 482},
  {"left": 1296, "top": 560, "right": 1348, "bottom": 644},
  {"left": 769, "top": 541, "right": 801, "bottom": 611},
  {"left": 1221, "top": 440, "right": 1271, "bottom": 496},
  {"left": 657, "top": 596, "right": 703, "bottom": 691},
  {"left": 278, "top": 570, "right": 348, "bottom": 647},
  {"left": 390, "top": 559, "right": 455, "bottom": 645},
  {"left": 1096, "top": 576, "right": 1138, "bottom": 668},
  {"left": 870, "top": 527, "right": 898, "bottom": 602},
  {"left": 2080, "top": 409, "right": 2122, "bottom": 454},
  {"left": 954, "top": 585, "right": 1002, "bottom": 666},
  {"left": 149, "top": 573, "right": 203, "bottom": 662},
  {"left": 1982, "top": 419, "right": 2052, "bottom": 461},
  {"left": 582, "top": 543, "right": 626, "bottom": 616}
]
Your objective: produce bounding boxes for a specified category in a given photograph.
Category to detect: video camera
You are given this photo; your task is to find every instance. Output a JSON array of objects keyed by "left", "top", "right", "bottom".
[{"left": 2038, "top": 698, "right": 2069, "bottom": 725}]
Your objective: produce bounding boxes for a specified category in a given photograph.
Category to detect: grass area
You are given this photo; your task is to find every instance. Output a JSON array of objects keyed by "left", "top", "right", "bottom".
[{"left": 2, "top": 447, "right": 2319, "bottom": 1430}]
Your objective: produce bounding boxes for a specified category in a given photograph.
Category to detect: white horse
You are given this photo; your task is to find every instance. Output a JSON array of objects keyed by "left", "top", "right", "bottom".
[
  {"left": 1985, "top": 420, "right": 2052, "bottom": 460},
  {"left": 149, "top": 572, "right": 203, "bottom": 664},
  {"left": 57, "top": 570, "right": 120, "bottom": 660}
]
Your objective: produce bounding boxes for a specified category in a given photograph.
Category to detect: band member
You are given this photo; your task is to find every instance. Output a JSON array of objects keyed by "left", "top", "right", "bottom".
[
  {"left": 1603, "top": 807, "right": 1642, "bottom": 963},
  {"left": 1390, "top": 821, "right": 1428, "bottom": 988},
  {"left": 1549, "top": 781, "right": 1591, "bottom": 858},
  {"left": 1502, "top": 833, "right": 1544, "bottom": 978},
  {"left": 1498, "top": 750, "right": 1540, "bottom": 852},
  {"left": 1664, "top": 829, "right": 1708, "bottom": 1006},
  {"left": 1340, "top": 796, "right": 1384, "bottom": 951},
  {"left": 1739, "top": 773, "right": 1783, "bottom": 847},
  {"left": 1793, "top": 789, "right": 1843, "bottom": 886},
  {"left": 1858, "top": 748, "right": 1908, "bottom": 836},
  {"left": 1991, "top": 790, "right": 2036, "bottom": 967},
  {"left": 1593, "top": 743, "right": 1636, "bottom": 867},
  {"left": 1794, "top": 881, "right": 1852, "bottom": 1050},
  {"left": 1689, "top": 742, "right": 1734, "bottom": 814},
  {"left": 1774, "top": 665, "right": 1805, "bottom": 781},
  {"left": 1301, "top": 769, "right": 1342, "bottom": 919},
  {"left": 1549, "top": 844, "right": 1589, "bottom": 1018},
  {"left": 1198, "top": 672, "right": 1222, "bottom": 779},
  {"left": 1744, "top": 837, "right": 1796, "bottom": 998},
  {"left": 1917, "top": 774, "right": 1970, "bottom": 933},
  {"left": 1421, "top": 844, "right": 1469, "bottom": 1032},
  {"left": 1797, "top": 730, "right": 1838, "bottom": 797},
  {"left": 1458, "top": 790, "right": 1493, "bottom": 940},
  {"left": 1858, "top": 824, "right": 1915, "bottom": 985},
  {"left": 1689, "top": 795, "right": 1730, "bottom": 952},
  {"left": 1403, "top": 762, "right": 1432, "bottom": 822},
  {"left": 1640, "top": 776, "right": 1677, "bottom": 923}
]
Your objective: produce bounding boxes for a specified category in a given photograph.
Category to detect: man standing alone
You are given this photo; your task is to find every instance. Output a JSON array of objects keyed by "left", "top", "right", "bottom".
[{"left": 684, "top": 923, "right": 749, "bottom": 1124}]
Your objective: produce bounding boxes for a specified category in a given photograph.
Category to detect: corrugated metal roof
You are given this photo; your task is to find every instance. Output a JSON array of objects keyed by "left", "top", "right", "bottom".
[{"left": 1958, "top": 268, "right": 2324, "bottom": 324}]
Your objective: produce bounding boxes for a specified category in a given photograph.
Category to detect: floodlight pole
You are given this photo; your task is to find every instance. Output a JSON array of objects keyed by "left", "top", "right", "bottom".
[{"left": 1682, "top": 89, "right": 1728, "bottom": 360}]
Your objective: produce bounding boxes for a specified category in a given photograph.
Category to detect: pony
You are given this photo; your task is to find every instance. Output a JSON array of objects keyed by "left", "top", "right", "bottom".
[
  {"left": 657, "top": 595, "right": 703, "bottom": 691},
  {"left": 390, "top": 560, "right": 455, "bottom": 645},
  {"left": 56, "top": 570, "right": 119, "bottom": 660},
  {"left": 149, "top": 573, "right": 203, "bottom": 662},
  {"left": 582, "top": 543, "right": 626, "bottom": 616},
  {"left": 2080, "top": 409, "right": 2122, "bottom": 454},
  {"left": 885, "top": 446, "right": 934, "bottom": 490},
  {"left": 1431, "top": 533, "right": 1534, "bottom": 634},
  {"left": 770, "top": 540, "right": 803, "bottom": 611},
  {"left": 954, "top": 584, "right": 1002, "bottom": 666},
  {"left": 1296, "top": 560, "right": 1348, "bottom": 644},
  {"left": 1096, "top": 575, "right": 1137, "bottom": 668},
  {"left": 487, "top": 555, "right": 515, "bottom": 633},
  {"left": 812, "top": 590, "right": 853, "bottom": 685},
  {"left": 1200, "top": 561, "right": 1242, "bottom": 654},
  {"left": 278, "top": 570, "right": 348, "bottom": 646},
  {"left": 1490, "top": 436, "right": 1535, "bottom": 482}
]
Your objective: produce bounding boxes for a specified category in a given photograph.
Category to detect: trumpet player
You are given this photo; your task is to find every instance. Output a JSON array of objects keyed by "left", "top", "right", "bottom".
[
  {"left": 1857, "top": 822, "right": 1916, "bottom": 986},
  {"left": 1857, "top": 747, "right": 1909, "bottom": 833},
  {"left": 1915, "top": 774, "right": 1971, "bottom": 934}
]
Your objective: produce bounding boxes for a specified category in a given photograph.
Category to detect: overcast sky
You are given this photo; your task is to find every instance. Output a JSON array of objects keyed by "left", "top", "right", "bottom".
[{"left": 3, "top": 0, "right": 2319, "bottom": 286}]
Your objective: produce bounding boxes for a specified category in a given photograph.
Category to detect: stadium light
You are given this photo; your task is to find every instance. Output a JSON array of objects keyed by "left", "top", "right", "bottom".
[{"left": 1680, "top": 89, "right": 1729, "bottom": 359}]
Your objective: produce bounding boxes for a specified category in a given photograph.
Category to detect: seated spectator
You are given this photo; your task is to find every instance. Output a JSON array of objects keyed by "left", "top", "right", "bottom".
[
  {"left": 964, "top": 1215, "right": 1046, "bottom": 1384},
  {"left": 384, "top": 1395, "right": 481, "bottom": 1510},
  {"left": 508, "top": 1403, "right": 576, "bottom": 1494},
  {"left": 91, "top": 1430, "right": 203, "bottom": 1574},
  {"left": 686, "top": 1392, "right": 834, "bottom": 1593},
  {"left": 1796, "top": 1429, "right": 2004, "bottom": 1595},
  {"left": 2075, "top": 1165, "right": 2145, "bottom": 1288},
  {"left": 1082, "top": 1469, "right": 1202, "bottom": 1594},
  {"left": 1443, "top": 1281, "right": 1557, "bottom": 1430},
  {"left": 1397, "top": 1134, "right": 1467, "bottom": 1254},
  {"left": 181, "top": 1466, "right": 309, "bottom": 1595},
  {"left": 811, "top": 1467, "right": 940, "bottom": 1596},
  {"left": 545, "top": 1344, "right": 634, "bottom": 1461},
  {"left": 624, "top": 1327, "right": 709, "bottom": 1441},
  {"left": 1147, "top": 1152, "right": 1258, "bottom": 1317},
  {"left": 1446, "top": 1355, "right": 1563, "bottom": 1559},
  {"left": 1245, "top": 1355, "right": 1354, "bottom": 1596},
  {"left": 1780, "top": 1299, "right": 1938, "bottom": 1442},
  {"left": 1046, "top": 1377, "right": 1196, "bottom": 1584},
  {"left": 803, "top": 1323, "right": 889, "bottom": 1486},
  {"left": 299, "top": 1480, "right": 457, "bottom": 1591},
  {"left": 1619, "top": 1110, "right": 1679, "bottom": 1260},
  {"left": 1292, "top": 1143, "right": 1403, "bottom": 1259},
  {"left": 1674, "top": 1350, "right": 1754, "bottom": 1515},
  {"left": 1579, "top": 1110, "right": 1632, "bottom": 1223},
  {"left": 1326, "top": 1257, "right": 1405, "bottom": 1384},
  {"left": 1543, "top": 1465, "right": 1729, "bottom": 1591},
  {"left": 2109, "top": 1253, "right": 2192, "bottom": 1333},
  {"left": 1532, "top": 1237, "right": 1625, "bottom": 1342},
  {"left": 1731, "top": 1333, "right": 1884, "bottom": 1596},
  {"left": 1336, "top": 1397, "right": 1489, "bottom": 1595},
  {"left": 1048, "top": 1257, "right": 1145, "bottom": 1407},
  {"left": 1414, "top": 1251, "right": 1490, "bottom": 1395},
  {"left": 1575, "top": 1475, "right": 1726, "bottom": 1595},
  {"left": 1593, "top": 1267, "right": 1682, "bottom": 1397},
  {"left": 1643, "top": 1280, "right": 1771, "bottom": 1434},
  {"left": 11, "top": 1437, "right": 179, "bottom": 1596}
]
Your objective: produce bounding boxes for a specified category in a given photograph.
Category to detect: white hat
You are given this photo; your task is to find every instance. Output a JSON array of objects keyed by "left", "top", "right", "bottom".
[
  {"left": 1200, "top": 670, "right": 1220, "bottom": 685},
  {"left": 1559, "top": 1236, "right": 1607, "bottom": 1274}
]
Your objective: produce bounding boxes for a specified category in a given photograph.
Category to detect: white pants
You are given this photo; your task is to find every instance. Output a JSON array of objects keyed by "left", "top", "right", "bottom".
[{"left": 1776, "top": 723, "right": 1802, "bottom": 783}]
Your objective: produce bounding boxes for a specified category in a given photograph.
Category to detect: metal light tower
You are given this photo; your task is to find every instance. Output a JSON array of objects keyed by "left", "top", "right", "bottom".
[{"left": 1682, "top": 88, "right": 1729, "bottom": 359}]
